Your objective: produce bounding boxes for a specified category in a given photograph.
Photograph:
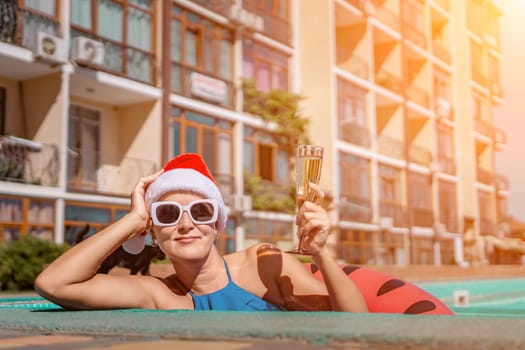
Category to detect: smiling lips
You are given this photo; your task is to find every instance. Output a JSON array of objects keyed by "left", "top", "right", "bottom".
[{"left": 175, "top": 236, "right": 201, "bottom": 244}]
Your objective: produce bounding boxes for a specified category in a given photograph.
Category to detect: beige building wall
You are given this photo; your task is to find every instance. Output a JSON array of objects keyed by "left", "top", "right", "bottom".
[{"left": 297, "top": 0, "right": 335, "bottom": 192}]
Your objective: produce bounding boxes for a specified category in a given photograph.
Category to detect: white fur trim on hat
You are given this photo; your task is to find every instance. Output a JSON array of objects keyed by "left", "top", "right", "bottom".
[{"left": 145, "top": 168, "right": 227, "bottom": 233}]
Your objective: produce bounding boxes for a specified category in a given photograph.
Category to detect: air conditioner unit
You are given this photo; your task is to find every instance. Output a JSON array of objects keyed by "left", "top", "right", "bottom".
[
  {"left": 34, "top": 31, "right": 66, "bottom": 64},
  {"left": 377, "top": 217, "right": 393, "bottom": 230},
  {"left": 435, "top": 97, "right": 451, "bottom": 119},
  {"left": 72, "top": 36, "right": 105, "bottom": 66},
  {"left": 231, "top": 195, "right": 252, "bottom": 213}
]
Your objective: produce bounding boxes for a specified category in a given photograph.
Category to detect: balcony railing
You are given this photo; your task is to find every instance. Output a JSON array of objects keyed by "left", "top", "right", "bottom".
[
  {"left": 474, "top": 118, "right": 494, "bottom": 138},
  {"left": 243, "top": 1, "right": 291, "bottom": 45},
  {"left": 341, "top": 55, "right": 369, "bottom": 80},
  {"left": 375, "top": 68, "right": 402, "bottom": 95},
  {"left": 0, "top": 136, "right": 59, "bottom": 187},
  {"left": 67, "top": 148, "right": 157, "bottom": 196},
  {"left": 432, "top": 41, "right": 451, "bottom": 65},
  {"left": 339, "top": 194, "right": 372, "bottom": 223},
  {"left": 471, "top": 67, "right": 487, "bottom": 86},
  {"left": 406, "top": 85, "right": 429, "bottom": 108},
  {"left": 493, "top": 127, "right": 506, "bottom": 149},
  {"left": 0, "top": 4, "right": 62, "bottom": 49},
  {"left": 191, "top": 0, "right": 235, "bottom": 17},
  {"left": 244, "top": 176, "right": 295, "bottom": 213},
  {"left": 379, "top": 201, "right": 407, "bottom": 227},
  {"left": 409, "top": 144, "right": 432, "bottom": 166},
  {"left": 494, "top": 174, "right": 509, "bottom": 192},
  {"left": 373, "top": 2, "right": 400, "bottom": 32},
  {"left": 479, "top": 218, "right": 497, "bottom": 236},
  {"left": 437, "top": 154, "right": 456, "bottom": 175},
  {"left": 70, "top": 29, "right": 156, "bottom": 85},
  {"left": 339, "top": 123, "right": 370, "bottom": 148},
  {"left": 377, "top": 134, "right": 404, "bottom": 159},
  {"left": 412, "top": 207, "right": 434, "bottom": 227},
  {"left": 433, "top": 0, "right": 450, "bottom": 12},
  {"left": 476, "top": 166, "right": 493, "bottom": 185},
  {"left": 403, "top": 22, "right": 426, "bottom": 49}
]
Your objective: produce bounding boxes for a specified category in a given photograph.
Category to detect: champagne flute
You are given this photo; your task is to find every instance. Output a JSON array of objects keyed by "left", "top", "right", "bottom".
[{"left": 286, "top": 144, "right": 324, "bottom": 255}]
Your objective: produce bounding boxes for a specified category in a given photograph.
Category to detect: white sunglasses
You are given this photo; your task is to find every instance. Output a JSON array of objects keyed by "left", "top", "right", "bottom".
[{"left": 151, "top": 199, "right": 218, "bottom": 227}]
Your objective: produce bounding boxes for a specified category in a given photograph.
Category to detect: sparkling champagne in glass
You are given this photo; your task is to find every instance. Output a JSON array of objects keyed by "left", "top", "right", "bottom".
[{"left": 288, "top": 144, "right": 324, "bottom": 255}]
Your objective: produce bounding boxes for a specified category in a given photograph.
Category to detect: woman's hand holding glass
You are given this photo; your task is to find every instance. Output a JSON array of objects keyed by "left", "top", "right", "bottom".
[{"left": 295, "top": 183, "right": 331, "bottom": 256}]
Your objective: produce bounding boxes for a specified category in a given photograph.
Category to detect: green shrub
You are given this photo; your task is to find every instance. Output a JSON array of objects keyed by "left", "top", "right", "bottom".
[{"left": 0, "top": 236, "right": 69, "bottom": 291}]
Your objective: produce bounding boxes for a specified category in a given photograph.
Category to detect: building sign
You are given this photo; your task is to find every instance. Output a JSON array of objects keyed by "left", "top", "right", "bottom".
[{"left": 190, "top": 72, "right": 228, "bottom": 104}]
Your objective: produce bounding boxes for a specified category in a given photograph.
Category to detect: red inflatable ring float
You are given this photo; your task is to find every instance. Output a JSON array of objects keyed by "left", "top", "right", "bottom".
[{"left": 304, "top": 263, "right": 454, "bottom": 315}]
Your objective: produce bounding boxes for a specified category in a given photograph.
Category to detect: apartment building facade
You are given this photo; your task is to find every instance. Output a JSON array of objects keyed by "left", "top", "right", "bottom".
[{"left": 0, "top": 0, "right": 509, "bottom": 266}]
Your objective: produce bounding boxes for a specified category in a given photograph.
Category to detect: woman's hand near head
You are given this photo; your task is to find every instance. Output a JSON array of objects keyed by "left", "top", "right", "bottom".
[{"left": 128, "top": 170, "right": 163, "bottom": 234}]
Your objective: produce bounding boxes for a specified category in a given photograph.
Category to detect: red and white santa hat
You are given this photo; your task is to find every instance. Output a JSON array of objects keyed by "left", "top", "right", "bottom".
[{"left": 122, "top": 153, "right": 227, "bottom": 254}]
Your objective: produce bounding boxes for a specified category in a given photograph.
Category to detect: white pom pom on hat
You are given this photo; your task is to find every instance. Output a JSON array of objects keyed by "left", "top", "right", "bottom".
[{"left": 122, "top": 153, "right": 228, "bottom": 254}]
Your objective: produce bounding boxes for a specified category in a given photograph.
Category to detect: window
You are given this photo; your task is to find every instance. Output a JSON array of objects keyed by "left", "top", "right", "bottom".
[
  {"left": 243, "top": 38, "right": 289, "bottom": 92},
  {"left": 70, "top": 0, "right": 155, "bottom": 83},
  {"left": 339, "top": 153, "right": 371, "bottom": 222},
  {"left": 438, "top": 180, "right": 457, "bottom": 232},
  {"left": 0, "top": 196, "right": 55, "bottom": 242},
  {"left": 378, "top": 164, "right": 403, "bottom": 225},
  {"left": 170, "top": 5, "right": 234, "bottom": 107},
  {"left": 338, "top": 229, "right": 375, "bottom": 264},
  {"left": 409, "top": 172, "right": 433, "bottom": 227},
  {"left": 243, "top": 0, "right": 290, "bottom": 44},
  {"left": 244, "top": 217, "right": 294, "bottom": 250},
  {"left": 436, "top": 122, "right": 456, "bottom": 174},
  {"left": 0, "top": 87, "right": 5, "bottom": 135},
  {"left": 170, "top": 107, "right": 234, "bottom": 197},
  {"left": 337, "top": 79, "right": 369, "bottom": 146},
  {"left": 64, "top": 201, "right": 128, "bottom": 244},
  {"left": 68, "top": 105, "right": 101, "bottom": 191},
  {"left": 243, "top": 126, "right": 289, "bottom": 183},
  {"left": 433, "top": 67, "right": 450, "bottom": 100}
]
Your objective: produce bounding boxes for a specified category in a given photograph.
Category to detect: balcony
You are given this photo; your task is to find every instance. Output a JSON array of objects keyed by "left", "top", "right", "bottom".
[
  {"left": 493, "top": 127, "right": 506, "bottom": 150},
  {"left": 490, "top": 82, "right": 503, "bottom": 99},
  {"left": 406, "top": 85, "right": 429, "bottom": 108},
  {"left": 409, "top": 144, "right": 432, "bottom": 166},
  {"left": 474, "top": 118, "right": 494, "bottom": 139},
  {"left": 191, "top": 0, "right": 235, "bottom": 17},
  {"left": 70, "top": 29, "right": 156, "bottom": 85},
  {"left": 340, "top": 123, "right": 370, "bottom": 148},
  {"left": 375, "top": 68, "right": 402, "bottom": 95},
  {"left": 377, "top": 134, "right": 404, "bottom": 159},
  {"left": 412, "top": 207, "right": 434, "bottom": 227},
  {"left": 436, "top": 154, "right": 456, "bottom": 175},
  {"left": 433, "top": 0, "right": 450, "bottom": 12},
  {"left": 339, "top": 194, "right": 372, "bottom": 223},
  {"left": 373, "top": 2, "right": 400, "bottom": 32},
  {"left": 479, "top": 218, "right": 498, "bottom": 236},
  {"left": 432, "top": 41, "right": 451, "bottom": 65},
  {"left": 403, "top": 22, "right": 426, "bottom": 49},
  {"left": 0, "top": 4, "right": 65, "bottom": 80},
  {"left": 244, "top": 175, "right": 295, "bottom": 214},
  {"left": 243, "top": 1, "right": 290, "bottom": 45},
  {"left": 0, "top": 136, "right": 59, "bottom": 187},
  {"left": 339, "top": 55, "right": 369, "bottom": 80},
  {"left": 471, "top": 67, "right": 487, "bottom": 87},
  {"left": 441, "top": 215, "right": 458, "bottom": 233},
  {"left": 67, "top": 149, "right": 157, "bottom": 197},
  {"left": 476, "top": 166, "right": 493, "bottom": 186},
  {"left": 379, "top": 201, "right": 407, "bottom": 227},
  {"left": 494, "top": 174, "right": 509, "bottom": 192}
]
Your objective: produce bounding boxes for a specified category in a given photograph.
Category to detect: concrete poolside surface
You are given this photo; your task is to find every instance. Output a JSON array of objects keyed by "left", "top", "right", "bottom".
[{"left": 1, "top": 264, "right": 525, "bottom": 349}]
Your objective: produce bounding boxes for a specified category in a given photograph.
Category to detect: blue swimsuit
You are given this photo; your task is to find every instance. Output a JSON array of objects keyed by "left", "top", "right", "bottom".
[{"left": 189, "top": 259, "right": 282, "bottom": 311}]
